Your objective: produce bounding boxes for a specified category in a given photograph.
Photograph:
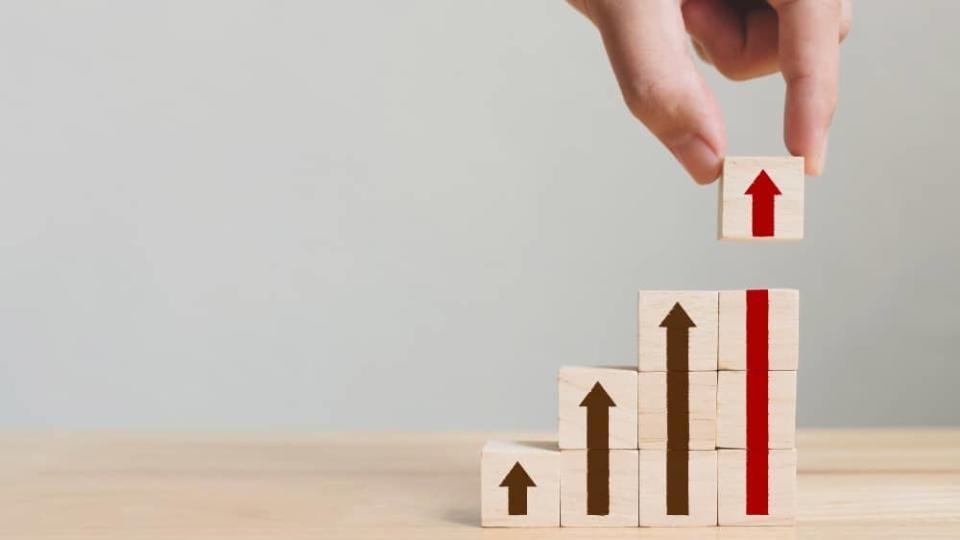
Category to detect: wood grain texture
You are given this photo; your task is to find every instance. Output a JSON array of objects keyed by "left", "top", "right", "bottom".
[
  {"left": 1, "top": 430, "right": 959, "bottom": 539},
  {"left": 559, "top": 450, "right": 639, "bottom": 527},
  {"left": 558, "top": 366, "right": 638, "bottom": 450},
  {"left": 719, "top": 289, "right": 800, "bottom": 371},
  {"left": 718, "top": 449, "right": 797, "bottom": 526},
  {"left": 638, "top": 371, "right": 717, "bottom": 449},
  {"left": 481, "top": 440, "right": 559, "bottom": 527},
  {"left": 720, "top": 156, "right": 804, "bottom": 240},
  {"left": 639, "top": 450, "right": 718, "bottom": 527},
  {"left": 638, "top": 290, "right": 718, "bottom": 372},
  {"left": 717, "top": 371, "right": 797, "bottom": 449}
]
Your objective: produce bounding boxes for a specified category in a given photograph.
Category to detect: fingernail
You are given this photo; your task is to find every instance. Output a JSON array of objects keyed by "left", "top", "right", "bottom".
[
  {"left": 670, "top": 134, "right": 721, "bottom": 184},
  {"left": 816, "top": 133, "right": 829, "bottom": 175}
]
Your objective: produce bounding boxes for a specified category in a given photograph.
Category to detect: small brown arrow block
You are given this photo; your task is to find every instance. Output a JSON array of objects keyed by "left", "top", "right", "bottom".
[{"left": 481, "top": 441, "right": 559, "bottom": 527}]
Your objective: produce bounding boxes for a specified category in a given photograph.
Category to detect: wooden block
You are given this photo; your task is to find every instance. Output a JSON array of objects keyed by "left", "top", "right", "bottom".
[
  {"left": 717, "top": 371, "right": 797, "bottom": 449},
  {"left": 558, "top": 366, "right": 638, "bottom": 450},
  {"left": 481, "top": 440, "right": 560, "bottom": 527},
  {"left": 637, "top": 290, "right": 718, "bottom": 372},
  {"left": 560, "top": 450, "right": 639, "bottom": 527},
  {"left": 719, "top": 289, "right": 799, "bottom": 371},
  {"left": 638, "top": 371, "right": 717, "bottom": 450},
  {"left": 720, "top": 156, "right": 804, "bottom": 240},
  {"left": 718, "top": 449, "right": 797, "bottom": 526},
  {"left": 638, "top": 450, "right": 717, "bottom": 527}
]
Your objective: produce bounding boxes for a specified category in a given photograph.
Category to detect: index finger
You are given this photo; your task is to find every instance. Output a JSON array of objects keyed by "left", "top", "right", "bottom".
[{"left": 771, "top": 0, "right": 842, "bottom": 175}]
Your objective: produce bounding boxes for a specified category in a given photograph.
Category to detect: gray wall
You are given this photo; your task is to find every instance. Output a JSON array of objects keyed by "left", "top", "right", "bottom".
[{"left": 1, "top": 1, "right": 957, "bottom": 430}]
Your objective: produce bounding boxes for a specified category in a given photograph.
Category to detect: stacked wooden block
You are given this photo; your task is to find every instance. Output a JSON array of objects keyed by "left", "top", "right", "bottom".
[{"left": 481, "top": 288, "right": 799, "bottom": 528}]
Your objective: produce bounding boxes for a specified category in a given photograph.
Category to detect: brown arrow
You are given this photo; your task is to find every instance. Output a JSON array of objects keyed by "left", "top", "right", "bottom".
[
  {"left": 660, "top": 302, "right": 695, "bottom": 515},
  {"left": 499, "top": 462, "right": 536, "bottom": 515},
  {"left": 580, "top": 382, "right": 616, "bottom": 449},
  {"left": 580, "top": 382, "right": 615, "bottom": 515}
]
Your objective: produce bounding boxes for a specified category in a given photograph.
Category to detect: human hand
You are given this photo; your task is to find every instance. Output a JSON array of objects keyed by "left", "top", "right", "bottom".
[{"left": 568, "top": 0, "right": 851, "bottom": 183}]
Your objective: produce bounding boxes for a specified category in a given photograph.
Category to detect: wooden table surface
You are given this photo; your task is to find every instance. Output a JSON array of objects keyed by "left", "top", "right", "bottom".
[{"left": 2, "top": 429, "right": 959, "bottom": 539}]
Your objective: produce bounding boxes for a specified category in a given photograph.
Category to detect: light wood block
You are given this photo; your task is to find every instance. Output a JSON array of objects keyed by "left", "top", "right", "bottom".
[
  {"left": 720, "top": 156, "right": 804, "bottom": 240},
  {"left": 637, "top": 290, "right": 718, "bottom": 372},
  {"left": 638, "top": 371, "right": 717, "bottom": 450},
  {"left": 481, "top": 440, "right": 560, "bottom": 527},
  {"left": 718, "top": 449, "right": 797, "bottom": 526},
  {"left": 558, "top": 366, "right": 638, "bottom": 450},
  {"left": 717, "top": 371, "right": 797, "bottom": 449},
  {"left": 560, "top": 450, "right": 639, "bottom": 527},
  {"left": 719, "top": 288, "right": 800, "bottom": 371},
  {"left": 639, "top": 450, "right": 717, "bottom": 527}
]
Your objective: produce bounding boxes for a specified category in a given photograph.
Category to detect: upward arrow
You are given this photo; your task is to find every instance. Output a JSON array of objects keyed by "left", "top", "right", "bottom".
[
  {"left": 744, "top": 169, "right": 782, "bottom": 237},
  {"left": 580, "top": 382, "right": 615, "bottom": 516},
  {"left": 499, "top": 462, "right": 536, "bottom": 515},
  {"left": 660, "top": 302, "right": 696, "bottom": 516},
  {"left": 580, "top": 382, "right": 616, "bottom": 449},
  {"left": 660, "top": 303, "right": 695, "bottom": 372}
]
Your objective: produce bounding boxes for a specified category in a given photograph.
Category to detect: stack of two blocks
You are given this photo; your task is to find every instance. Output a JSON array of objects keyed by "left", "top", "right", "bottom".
[{"left": 482, "top": 289, "right": 799, "bottom": 527}]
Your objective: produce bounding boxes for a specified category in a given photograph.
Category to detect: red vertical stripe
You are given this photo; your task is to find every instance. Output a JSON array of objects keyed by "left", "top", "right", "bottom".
[{"left": 745, "top": 289, "right": 769, "bottom": 515}]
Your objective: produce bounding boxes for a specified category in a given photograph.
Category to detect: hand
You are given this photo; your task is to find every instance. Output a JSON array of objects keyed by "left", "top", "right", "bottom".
[{"left": 568, "top": 0, "right": 851, "bottom": 183}]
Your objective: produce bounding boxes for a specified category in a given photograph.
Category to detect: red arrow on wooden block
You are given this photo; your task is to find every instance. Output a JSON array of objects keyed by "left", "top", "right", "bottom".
[{"left": 744, "top": 170, "right": 782, "bottom": 237}]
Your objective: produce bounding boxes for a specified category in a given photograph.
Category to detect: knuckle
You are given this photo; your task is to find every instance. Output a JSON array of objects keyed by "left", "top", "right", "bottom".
[{"left": 622, "top": 78, "right": 690, "bottom": 129}]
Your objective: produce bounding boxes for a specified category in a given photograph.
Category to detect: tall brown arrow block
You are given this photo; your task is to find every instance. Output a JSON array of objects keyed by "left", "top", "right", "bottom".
[
  {"left": 560, "top": 449, "right": 639, "bottom": 527},
  {"left": 558, "top": 366, "right": 638, "bottom": 450},
  {"left": 638, "top": 291, "right": 718, "bottom": 372},
  {"left": 639, "top": 449, "right": 718, "bottom": 527},
  {"left": 638, "top": 371, "right": 717, "bottom": 450},
  {"left": 481, "top": 440, "right": 560, "bottom": 527},
  {"left": 719, "top": 156, "right": 804, "bottom": 241}
]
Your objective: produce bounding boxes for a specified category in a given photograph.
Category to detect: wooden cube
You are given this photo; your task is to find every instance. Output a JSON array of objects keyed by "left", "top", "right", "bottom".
[
  {"left": 638, "top": 371, "right": 717, "bottom": 450},
  {"left": 638, "top": 290, "right": 718, "bottom": 372},
  {"left": 639, "top": 450, "right": 717, "bottom": 527},
  {"left": 560, "top": 450, "right": 639, "bottom": 527},
  {"left": 481, "top": 440, "right": 560, "bottom": 527},
  {"left": 719, "top": 289, "right": 799, "bottom": 371},
  {"left": 718, "top": 449, "right": 797, "bottom": 526},
  {"left": 558, "top": 366, "right": 638, "bottom": 450},
  {"left": 719, "top": 156, "right": 804, "bottom": 240},
  {"left": 717, "top": 371, "right": 797, "bottom": 449}
]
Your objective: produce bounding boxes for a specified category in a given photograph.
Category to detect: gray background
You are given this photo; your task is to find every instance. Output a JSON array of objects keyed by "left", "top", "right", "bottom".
[{"left": 1, "top": 1, "right": 957, "bottom": 430}]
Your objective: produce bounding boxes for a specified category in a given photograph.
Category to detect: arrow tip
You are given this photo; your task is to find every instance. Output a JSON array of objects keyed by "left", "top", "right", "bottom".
[
  {"left": 744, "top": 169, "right": 782, "bottom": 196},
  {"left": 580, "top": 382, "right": 616, "bottom": 408},
  {"left": 659, "top": 302, "right": 696, "bottom": 329},
  {"left": 500, "top": 461, "right": 536, "bottom": 488}
]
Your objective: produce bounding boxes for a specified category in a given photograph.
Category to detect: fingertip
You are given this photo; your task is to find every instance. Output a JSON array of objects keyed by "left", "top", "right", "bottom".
[{"left": 669, "top": 134, "right": 723, "bottom": 184}]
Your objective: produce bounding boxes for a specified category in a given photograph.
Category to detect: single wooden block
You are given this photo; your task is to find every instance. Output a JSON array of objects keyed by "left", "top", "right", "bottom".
[
  {"left": 719, "top": 156, "right": 804, "bottom": 240},
  {"left": 719, "top": 288, "right": 799, "bottom": 371},
  {"left": 717, "top": 371, "right": 797, "bottom": 449},
  {"left": 638, "top": 450, "right": 717, "bottom": 527},
  {"left": 718, "top": 449, "right": 797, "bottom": 526},
  {"left": 481, "top": 440, "right": 560, "bottom": 527},
  {"left": 637, "top": 290, "right": 718, "bottom": 372},
  {"left": 560, "top": 450, "right": 639, "bottom": 527},
  {"left": 558, "top": 366, "right": 638, "bottom": 450},
  {"left": 638, "top": 371, "right": 717, "bottom": 450}
]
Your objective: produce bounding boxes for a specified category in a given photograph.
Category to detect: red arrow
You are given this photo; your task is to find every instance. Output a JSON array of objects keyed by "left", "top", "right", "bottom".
[
  {"left": 499, "top": 462, "right": 536, "bottom": 515},
  {"left": 744, "top": 170, "right": 782, "bottom": 237}
]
